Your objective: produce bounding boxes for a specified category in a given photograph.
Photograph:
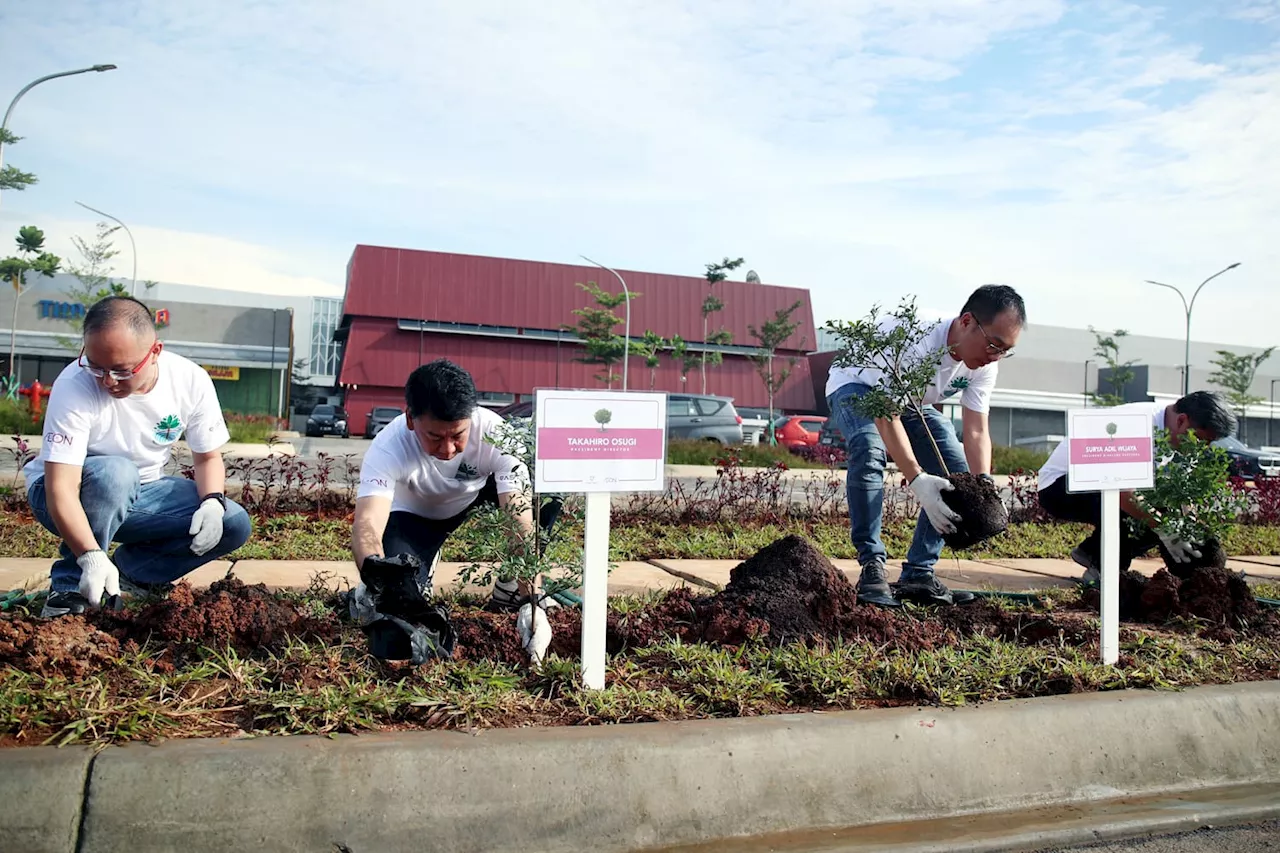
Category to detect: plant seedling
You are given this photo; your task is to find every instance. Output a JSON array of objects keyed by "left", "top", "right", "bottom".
[{"left": 823, "top": 297, "right": 1008, "bottom": 549}]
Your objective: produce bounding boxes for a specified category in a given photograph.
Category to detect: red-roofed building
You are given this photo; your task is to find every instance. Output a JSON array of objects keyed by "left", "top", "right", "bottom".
[{"left": 335, "top": 246, "right": 817, "bottom": 434}]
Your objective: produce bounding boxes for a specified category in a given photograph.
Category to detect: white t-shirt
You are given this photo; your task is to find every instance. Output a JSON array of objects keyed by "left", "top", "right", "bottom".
[
  {"left": 1037, "top": 401, "right": 1167, "bottom": 490},
  {"left": 25, "top": 350, "right": 230, "bottom": 485},
  {"left": 356, "top": 407, "right": 529, "bottom": 520},
  {"left": 825, "top": 315, "right": 999, "bottom": 414}
]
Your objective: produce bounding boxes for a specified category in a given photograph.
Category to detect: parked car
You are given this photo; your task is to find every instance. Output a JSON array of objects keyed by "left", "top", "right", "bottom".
[
  {"left": 305, "top": 404, "right": 349, "bottom": 438},
  {"left": 496, "top": 400, "right": 533, "bottom": 421},
  {"left": 364, "top": 406, "right": 401, "bottom": 439},
  {"left": 735, "top": 407, "right": 773, "bottom": 445},
  {"left": 667, "top": 394, "right": 744, "bottom": 444},
  {"left": 1214, "top": 436, "right": 1280, "bottom": 481},
  {"left": 774, "top": 415, "right": 827, "bottom": 450}
]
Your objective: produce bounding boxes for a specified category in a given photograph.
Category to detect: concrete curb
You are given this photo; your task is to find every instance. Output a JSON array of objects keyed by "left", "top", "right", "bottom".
[{"left": 2, "top": 682, "right": 1278, "bottom": 853}]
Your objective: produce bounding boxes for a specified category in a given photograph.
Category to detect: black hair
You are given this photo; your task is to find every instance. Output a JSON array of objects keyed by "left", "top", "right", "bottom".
[
  {"left": 1175, "top": 390, "right": 1237, "bottom": 439},
  {"left": 961, "top": 284, "right": 1027, "bottom": 326},
  {"left": 83, "top": 295, "right": 156, "bottom": 339},
  {"left": 405, "top": 359, "right": 478, "bottom": 422}
]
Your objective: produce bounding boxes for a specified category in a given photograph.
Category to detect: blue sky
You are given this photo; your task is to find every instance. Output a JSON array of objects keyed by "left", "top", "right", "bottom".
[{"left": 1, "top": 0, "right": 1278, "bottom": 348}]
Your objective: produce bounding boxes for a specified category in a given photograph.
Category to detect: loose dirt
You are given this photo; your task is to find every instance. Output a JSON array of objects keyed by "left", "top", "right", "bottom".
[
  {"left": 1082, "top": 567, "right": 1271, "bottom": 635},
  {"left": 0, "top": 616, "right": 120, "bottom": 678},
  {"left": 941, "top": 473, "right": 1009, "bottom": 550}
]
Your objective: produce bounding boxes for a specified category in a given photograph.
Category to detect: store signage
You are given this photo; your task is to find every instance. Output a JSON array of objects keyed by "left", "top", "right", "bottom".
[
  {"left": 1066, "top": 409, "right": 1155, "bottom": 492},
  {"left": 203, "top": 365, "right": 240, "bottom": 381},
  {"left": 36, "top": 300, "right": 86, "bottom": 320},
  {"left": 534, "top": 389, "right": 667, "bottom": 493}
]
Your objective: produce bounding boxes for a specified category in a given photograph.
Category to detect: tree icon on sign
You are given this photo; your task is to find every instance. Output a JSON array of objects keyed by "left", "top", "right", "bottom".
[
  {"left": 594, "top": 408, "right": 612, "bottom": 432},
  {"left": 1106, "top": 422, "right": 1118, "bottom": 437}
]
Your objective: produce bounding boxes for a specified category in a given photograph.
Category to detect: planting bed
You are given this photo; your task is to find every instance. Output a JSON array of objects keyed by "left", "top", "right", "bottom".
[{"left": 3, "top": 536, "right": 1279, "bottom": 747}]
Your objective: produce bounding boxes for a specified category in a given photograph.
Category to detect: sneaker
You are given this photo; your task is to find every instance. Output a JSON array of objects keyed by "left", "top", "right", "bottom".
[
  {"left": 486, "top": 578, "right": 523, "bottom": 613},
  {"left": 855, "top": 561, "right": 900, "bottom": 608},
  {"left": 40, "top": 590, "right": 90, "bottom": 618},
  {"left": 118, "top": 576, "right": 174, "bottom": 600},
  {"left": 1071, "top": 547, "right": 1100, "bottom": 587},
  {"left": 893, "top": 572, "right": 976, "bottom": 606}
]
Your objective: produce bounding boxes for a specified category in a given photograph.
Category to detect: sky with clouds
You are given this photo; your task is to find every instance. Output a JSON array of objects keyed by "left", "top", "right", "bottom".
[{"left": 1, "top": 0, "right": 1278, "bottom": 348}]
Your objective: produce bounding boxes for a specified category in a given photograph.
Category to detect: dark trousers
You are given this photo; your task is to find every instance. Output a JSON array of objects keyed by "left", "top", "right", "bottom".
[
  {"left": 381, "top": 476, "right": 562, "bottom": 582},
  {"left": 1037, "top": 478, "right": 1158, "bottom": 570}
]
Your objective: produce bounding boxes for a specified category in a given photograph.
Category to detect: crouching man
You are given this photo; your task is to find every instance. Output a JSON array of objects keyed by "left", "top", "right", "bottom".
[
  {"left": 24, "top": 296, "right": 252, "bottom": 617},
  {"left": 1036, "top": 390, "right": 1237, "bottom": 583},
  {"left": 350, "top": 359, "right": 558, "bottom": 611}
]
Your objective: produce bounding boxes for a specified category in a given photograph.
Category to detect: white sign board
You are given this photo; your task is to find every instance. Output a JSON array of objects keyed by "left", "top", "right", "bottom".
[
  {"left": 1066, "top": 409, "right": 1155, "bottom": 493},
  {"left": 534, "top": 389, "right": 667, "bottom": 494},
  {"left": 1064, "top": 408, "right": 1156, "bottom": 667}
]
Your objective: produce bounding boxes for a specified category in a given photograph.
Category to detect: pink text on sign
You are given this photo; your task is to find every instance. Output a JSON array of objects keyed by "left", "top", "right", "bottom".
[
  {"left": 537, "top": 428, "right": 665, "bottom": 460},
  {"left": 1068, "top": 437, "right": 1153, "bottom": 465}
]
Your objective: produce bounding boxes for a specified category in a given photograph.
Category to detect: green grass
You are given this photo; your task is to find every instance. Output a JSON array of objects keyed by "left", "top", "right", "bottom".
[
  {"left": 0, "top": 398, "right": 43, "bottom": 436},
  {"left": 665, "top": 439, "right": 828, "bottom": 469},
  {"left": 991, "top": 444, "right": 1050, "bottom": 475},
  {"left": 2, "top": 508, "right": 1278, "bottom": 563},
  {"left": 3, "top": 589, "right": 1278, "bottom": 747},
  {"left": 224, "top": 413, "right": 283, "bottom": 444}
]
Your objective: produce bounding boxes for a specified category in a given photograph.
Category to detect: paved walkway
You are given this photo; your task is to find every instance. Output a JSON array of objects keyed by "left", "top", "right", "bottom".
[{"left": 4, "top": 556, "right": 1279, "bottom": 597}]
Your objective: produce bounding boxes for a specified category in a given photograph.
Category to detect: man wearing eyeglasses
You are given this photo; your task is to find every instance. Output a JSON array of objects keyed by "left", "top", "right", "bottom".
[
  {"left": 826, "top": 284, "right": 1026, "bottom": 607},
  {"left": 22, "top": 296, "right": 252, "bottom": 618}
]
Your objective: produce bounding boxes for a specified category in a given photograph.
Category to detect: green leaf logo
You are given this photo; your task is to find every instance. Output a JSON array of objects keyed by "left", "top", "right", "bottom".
[
  {"left": 1106, "top": 422, "right": 1118, "bottom": 436},
  {"left": 154, "top": 414, "right": 183, "bottom": 444},
  {"left": 456, "top": 461, "right": 479, "bottom": 480}
]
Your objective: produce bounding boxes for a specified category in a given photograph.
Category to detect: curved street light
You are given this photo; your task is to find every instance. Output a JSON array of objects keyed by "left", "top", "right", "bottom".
[
  {"left": 1145, "top": 262, "right": 1241, "bottom": 397},
  {"left": 76, "top": 200, "right": 137, "bottom": 295},
  {"left": 579, "top": 255, "right": 631, "bottom": 391},
  {"left": 0, "top": 64, "right": 117, "bottom": 211}
]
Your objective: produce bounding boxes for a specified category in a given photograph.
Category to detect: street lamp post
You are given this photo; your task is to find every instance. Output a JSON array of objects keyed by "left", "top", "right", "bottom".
[
  {"left": 1145, "top": 263, "right": 1241, "bottom": 397},
  {"left": 1083, "top": 359, "right": 1093, "bottom": 407},
  {"left": 1270, "top": 379, "right": 1279, "bottom": 448},
  {"left": 0, "top": 65, "right": 117, "bottom": 211},
  {"left": 579, "top": 255, "right": 631, "bottom": 392},
  {"left": 75, "top": 201, "right": 137, "bottom": 295}
]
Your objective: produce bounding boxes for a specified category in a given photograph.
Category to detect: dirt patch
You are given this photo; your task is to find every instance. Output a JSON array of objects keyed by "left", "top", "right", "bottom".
[
  {"left": 0, "top": 616, "right": 121, "bottom": 679},
  {"left": 1081, "top": 567, "right": 1270, "bottom": 634},
  {"left": 452, "top": 610, "right": 528, "bottom": 667},
  {"left": 99, "top": 578, "right": 337, "bottom": 654},
  {"left": 1160, "top": 537, "right": 1229, "bottom": 579},
  {"left": 941, "top": 473, "right": 1008, "bottom": 551}
]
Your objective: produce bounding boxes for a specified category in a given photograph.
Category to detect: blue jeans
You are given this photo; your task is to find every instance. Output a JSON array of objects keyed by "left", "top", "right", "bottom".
[
  {"left": 27, "top": 455, "right": 253, "bottom": 593},
  {"left": 827, "top": 382, "right": 968, "bottom": 577}
]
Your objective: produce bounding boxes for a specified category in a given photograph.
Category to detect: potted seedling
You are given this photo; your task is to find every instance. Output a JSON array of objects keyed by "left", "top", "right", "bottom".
[
  {"left": 824, "top": 298, "right": 1008, "bottom": 550},
  {"left": 459, "top": 415, "right": 583, "bottom": 666},
  {"left": 1131, "top": 430, "right": 1248, "bottom": 578}
]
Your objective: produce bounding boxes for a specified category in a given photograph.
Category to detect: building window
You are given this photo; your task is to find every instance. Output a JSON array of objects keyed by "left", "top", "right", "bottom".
[{"left": 310, "top": 297, "right": 342, "bottom": 377}]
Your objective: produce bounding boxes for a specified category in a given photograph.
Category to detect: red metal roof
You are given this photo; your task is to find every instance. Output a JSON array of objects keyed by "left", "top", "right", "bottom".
[{"left": 342, "top": 245, "right": 815, "bottom": 352}]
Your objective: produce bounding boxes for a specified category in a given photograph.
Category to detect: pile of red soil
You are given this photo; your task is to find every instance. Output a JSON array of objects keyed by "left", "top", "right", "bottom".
[
  {"left": 452, "top": 611, "right": 528, "bottom": 667},
  {"left": 940, "top": 473, "right": 1008, "bottom": 551},
  {"left": 99, "top": 578, "right": 337, "bottom": 653},
  {"left": 0, "top": 617, "right": 121, "bottom": 678}
]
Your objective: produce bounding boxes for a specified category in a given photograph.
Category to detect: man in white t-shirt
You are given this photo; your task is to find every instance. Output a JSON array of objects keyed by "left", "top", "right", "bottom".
[
  {"left": 826, "top": 285, "right": 1026, "bottom": 607},
  {"left": 1037, "top": 391, "right": 1237, "bottom": 584},
  {"left": 351, "top": 359, "right": 556, "bottom": 612},
  {"left": 24, "top": 297, "right": 252, "bottom": 618}
]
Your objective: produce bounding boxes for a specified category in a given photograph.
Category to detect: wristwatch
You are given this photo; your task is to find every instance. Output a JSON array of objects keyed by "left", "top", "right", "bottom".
[{"left": 201, "top": 492, "right": 227, "bottom": 509}]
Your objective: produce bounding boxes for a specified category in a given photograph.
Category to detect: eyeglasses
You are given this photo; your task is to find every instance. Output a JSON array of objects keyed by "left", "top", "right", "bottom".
[
  {"left": 974, "top": 320, "right": 1015, "bottom": 358},
  {"left": 78, "top": 344, "right": 158, "bottom": 382}
]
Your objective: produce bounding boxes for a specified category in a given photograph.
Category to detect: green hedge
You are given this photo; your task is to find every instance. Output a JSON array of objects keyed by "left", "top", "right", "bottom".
[
  {"left": 0, "top": 398, "right": 43, "bottom": 436},
  {"left": 992, "top": 444, "right": 1049, "bottom": 475}
]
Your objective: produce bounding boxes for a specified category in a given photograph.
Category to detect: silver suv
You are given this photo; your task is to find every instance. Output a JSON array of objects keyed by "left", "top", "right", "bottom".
[{"left": 667, "top": 394, "right": 744, "bottom": 444}]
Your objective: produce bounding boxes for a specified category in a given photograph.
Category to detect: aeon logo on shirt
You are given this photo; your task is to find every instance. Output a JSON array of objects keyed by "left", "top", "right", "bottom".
[
  {"left": 44, "top": 432, "right": 73, "bottom": 446},
  {"left": 364, "top": 478, "right": 390, "bottom": 489}
]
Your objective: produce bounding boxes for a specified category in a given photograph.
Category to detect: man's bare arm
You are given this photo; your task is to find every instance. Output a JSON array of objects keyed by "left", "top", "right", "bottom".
[{"left": 352, "top": 496, "right": 392, "bottom": 569}]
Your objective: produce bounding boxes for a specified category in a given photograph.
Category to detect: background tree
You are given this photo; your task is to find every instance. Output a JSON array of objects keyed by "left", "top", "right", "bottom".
[
  {"left": 1209, "top": 347, "right": 1275, "bottom": 442},
  {"left": 0, "top": 129, "right": 38, "bottom": 192},
  {"left": 700, "top": 256, "right": 743, "bottom": 393},
  {"left": 56, "top": 222, "right": 128, "bottom": 349},
  {"left": 667, "top": 334, "right": 700, "bottom": 387},
  {"left": 2, "top": 227, "right": 62, "bottom": 394},
  {"left": 635, "top": 330, "right": 667, "bottom": 390},
  {"left": 748, "top": 300, "right": 804, "bottom": 438},
  {"left": 1089, "top": 327, "right": 1136, "bottom": 407},
  {"left": 566, "top": 281, "right": 639, "bottom": 389}
]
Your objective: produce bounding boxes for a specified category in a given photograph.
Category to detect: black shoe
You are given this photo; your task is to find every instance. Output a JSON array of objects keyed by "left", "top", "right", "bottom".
[
  {"left": 893, "top": 573, "right": 976, "bottom": 606},
  {"left": 856, "top": 561, "right": 901, "bottom": 608},
  {"left": 40, "top": 590, "right": 90, "bottom": 618}
]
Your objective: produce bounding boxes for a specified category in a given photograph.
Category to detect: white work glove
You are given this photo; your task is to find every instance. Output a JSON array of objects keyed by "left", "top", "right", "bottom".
[
  {"left": 189, "top": 497, "right": 226, "bottom": 556},
  {"left": 77, "top": 550, "right": 120, "bottom": 609},
  {"left": 908, "top": 473, "right": 961, "bottom": 535},
  {"left": 1157, "top": 529, "right": 1201, "bottom": 564},
  {"left": 517, "top": 602, "right": 552, "bottom": 666}
]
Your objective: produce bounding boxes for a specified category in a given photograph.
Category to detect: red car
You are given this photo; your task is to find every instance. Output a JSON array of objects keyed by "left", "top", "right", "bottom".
[{"left": 773, "top": 415, "right": 827, "bottom": 450}]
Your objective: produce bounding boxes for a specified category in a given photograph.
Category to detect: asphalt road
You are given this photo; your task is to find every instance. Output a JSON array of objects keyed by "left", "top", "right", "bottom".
[{"left": 1038, "top": 820, "right": 1280, "bottom": 852}]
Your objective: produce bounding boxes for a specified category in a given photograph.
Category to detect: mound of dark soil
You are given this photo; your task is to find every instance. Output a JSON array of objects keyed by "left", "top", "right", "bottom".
[
  {"left": 1084, "top": 567, "right": 1264, "bottom": 630},
  {"left": 1158, "top": 537, "right": 1228, "bottom": 579},
  {"left": 100, "top": 578, "right": 337, "bottom": 653},
  {"left": 941, "top": 473, "right": 1008, "bottom": 551},
  {"left": 0, "top": 616, "right": 121, "bottom": 678}
]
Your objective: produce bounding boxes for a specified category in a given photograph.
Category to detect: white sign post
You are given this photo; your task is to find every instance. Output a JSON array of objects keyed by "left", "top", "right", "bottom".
[
  {"left": 534, "top": 389, "right": 667, "bottom": 689},
  {"left": 1066, "top": 409, "right": 1155, "bottom": 664}
]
